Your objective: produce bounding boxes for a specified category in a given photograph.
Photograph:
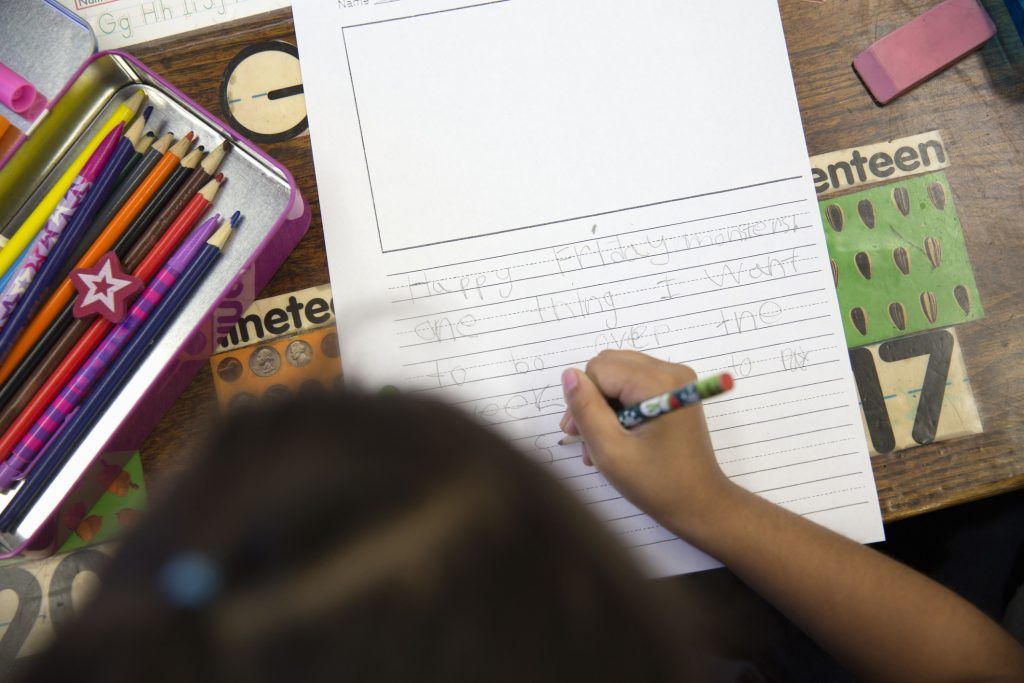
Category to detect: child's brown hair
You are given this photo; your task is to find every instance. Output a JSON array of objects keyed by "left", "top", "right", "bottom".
[{"left": 29, "top": 391, "right": 714, "bottom": 682}]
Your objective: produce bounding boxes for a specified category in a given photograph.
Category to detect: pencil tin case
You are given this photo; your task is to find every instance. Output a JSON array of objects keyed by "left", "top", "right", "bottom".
[{"left": 0, "top": 0, "right": 311, "bottom": 556}]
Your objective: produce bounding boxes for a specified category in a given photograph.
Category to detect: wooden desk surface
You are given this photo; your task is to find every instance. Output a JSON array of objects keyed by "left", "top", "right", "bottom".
[{"left": 129, "top": 1, "right": 1024, "bottom": 520}]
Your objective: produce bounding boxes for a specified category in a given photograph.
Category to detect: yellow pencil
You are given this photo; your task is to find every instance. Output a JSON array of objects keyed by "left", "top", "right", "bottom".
[{"left": 0, "top": 90, "right": 145, "bottom": 269}]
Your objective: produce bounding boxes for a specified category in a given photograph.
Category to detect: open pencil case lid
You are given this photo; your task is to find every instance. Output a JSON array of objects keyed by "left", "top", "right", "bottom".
[{"left": 0, "top": 0, "right": 96, "bottom": 135}]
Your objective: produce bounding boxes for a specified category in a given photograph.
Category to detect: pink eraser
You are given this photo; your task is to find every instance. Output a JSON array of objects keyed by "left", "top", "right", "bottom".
[
  {"left": 0, "top": 62, "right": 37, "bottom": 115},
  {"left": 853, "top": 0, "right": 996, "bottom": 105}
]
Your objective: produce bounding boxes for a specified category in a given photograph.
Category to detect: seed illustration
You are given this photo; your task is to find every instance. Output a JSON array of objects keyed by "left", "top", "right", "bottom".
[
  {"left": 954, "top": 285, "right": 971, "bottom": 315},
  {"left": 920, "top": 291, "right": 938, "bottom": 323},
  {"left": 888, "top": 302, "right": 907, "bottom": 330},
  {"left": 892, "top": 247, "right": 911, "bottom": 275},
  {"left": 927, "top": 182, "right": 947, "bottom": 211},
  {"left": 851, "top": 307, "right": 868, "bottom": 336},
  {"left": 858, "top": 199, "right": 875, "bottom": 229},
  {"left": 924, "top": 236, "right": 942, "bottom": 269},
  {"left": 892, "top": 187, "right": 911, "bottom": 217},
  {"left": 830, "top": 259, "right": 838, "bottom": 288},
  {"left": 855, "top": 251, "right": 872, "bottom": 280},
  {"left": 825, "top": 204, "right": 844, "bottom": 233}
]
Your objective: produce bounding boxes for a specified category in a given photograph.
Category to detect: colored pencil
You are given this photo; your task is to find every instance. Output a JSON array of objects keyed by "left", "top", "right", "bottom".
[
  {"left": 120, "top": 143, "right": 227, "bottom": 265},
  {"left": 91, "top": 131, "right": 171, "bottom": 238},
  {"left": 109, "top": 145, "right": 205, "bottom": 257},
  {"left": 77, "top": 116, "right": 156, "bottom": 252},
  {"left": 0, "top": 133, "right": 193, "bottom": 384},
  {"left": 59, "top": 131, "right": 169, "bottom": 284},
  {"left": 0, "top": 142, "right": 216, "bottom": 397},
  {"left": 116, "top": 106, "right": 155, "bottom": 183},
  {"left": 0, "top": 116, "right": 11, "bottom": 161},
  {"left": 0, "top": 212, "right": 229, "bottom": 489},
  {"left": 0, "top": 121, "right": 137, "bottom": 364},
  {"left": 0, "top": 126, "right": 123, "bottom": 332},
  {"left": 0, "top": 218, "right": 235, "bottom": 528},
  {"left": 1, "top": 145, "right": 226, "bottom": 400},
  {"left": 0, "top": 249, "right": 26, "bottom": 293},
  {"left": 50, "top": 117, "right": 149, "bottom": 289},
  {"left": 0, "top": 90, "right": 144, "bottom": 255},
  {"left": 0, "top": 176, "right": 225, "bottom": 440},
  {"left": 557, "top": 373, "right": 734, "bottom": 445},
  {"left": 56, "top": 144, "right": 206, "bottom": 288},
  {"left": 120, "top": 130, "right": 157, "bottom": 179},
  {"left": 0, "top": 122, "right": 20, "bottom": 162}
]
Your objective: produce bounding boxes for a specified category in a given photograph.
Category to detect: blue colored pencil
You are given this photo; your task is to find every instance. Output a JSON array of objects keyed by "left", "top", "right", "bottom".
[
  {"left": 0, "top": 216, "right": 236, "bottom": 529},
  {"left": 0, "top": 249, "right": 26, "bottom": 292},
  {"left": 0, "top": 123, "right": 136, "bottom": 363}
]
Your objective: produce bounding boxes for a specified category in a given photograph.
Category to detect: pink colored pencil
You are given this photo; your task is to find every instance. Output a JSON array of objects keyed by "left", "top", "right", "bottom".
[
  {"left": 0, "top": 124, "right": 123, "bottom": 332},
  {"left": 0, "top": 212, "right": 221, "bottom": 486}
]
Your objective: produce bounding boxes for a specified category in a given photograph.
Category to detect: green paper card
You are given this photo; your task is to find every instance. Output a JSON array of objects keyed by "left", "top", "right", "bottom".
[{"left": 819, "top": 172, "right": 984, "bottom": 347}]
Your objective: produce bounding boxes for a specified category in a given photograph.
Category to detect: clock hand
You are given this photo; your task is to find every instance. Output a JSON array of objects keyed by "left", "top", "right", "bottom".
[{"left": 267, "top": 84, "right": 305, "bottom": 101}]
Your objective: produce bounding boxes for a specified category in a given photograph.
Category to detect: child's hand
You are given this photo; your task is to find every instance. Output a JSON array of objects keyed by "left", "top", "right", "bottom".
[{"left": 560, "top": 350, "right": 734, "bottom": 539}]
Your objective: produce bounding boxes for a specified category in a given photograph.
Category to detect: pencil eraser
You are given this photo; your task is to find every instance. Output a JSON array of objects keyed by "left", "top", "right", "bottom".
[{"left": 853, "top": 0, "right": 996, "bottom": 105}]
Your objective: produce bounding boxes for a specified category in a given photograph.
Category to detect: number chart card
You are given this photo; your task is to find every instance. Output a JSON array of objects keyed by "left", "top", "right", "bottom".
[
  {"left": 850, "top": 329, "right": 981, "bottom": 456},
  {"left": 294, "top": 0, "right": 884, "bottom": 576},
  {"left": 811, "top": 132, "right": 986, "bottom": 457},
  {"left": 0, "top": 545, "right": 114, "bottom": 672}
]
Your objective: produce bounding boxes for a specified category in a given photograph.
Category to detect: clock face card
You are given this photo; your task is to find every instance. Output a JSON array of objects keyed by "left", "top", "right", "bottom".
[{"left": 220, "top": 41, "right": 308, "bottom": 144}]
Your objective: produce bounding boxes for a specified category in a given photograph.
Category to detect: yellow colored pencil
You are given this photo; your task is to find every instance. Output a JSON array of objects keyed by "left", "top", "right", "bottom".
[{"left": 0, "top": 90, "right": 145, "bottom": 270}]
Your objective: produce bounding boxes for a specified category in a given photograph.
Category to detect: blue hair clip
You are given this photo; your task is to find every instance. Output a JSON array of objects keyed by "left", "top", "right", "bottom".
[{"left": 158, "top": 551, "right": 222, "bottom": 608}]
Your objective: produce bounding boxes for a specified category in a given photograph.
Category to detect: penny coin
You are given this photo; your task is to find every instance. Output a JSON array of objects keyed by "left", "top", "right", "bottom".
[
  {"left": 249, "top": 346, "right": 281, "bottom": 377},
  {"left": 299, "top": 378, "right": 326, "bottom": 396},
  {"left": 229, "top": 392, "right": 259, "bottom": 411},
  {"left": 286, "top": 339, "right": 313, "bottom": 367},
  {"left": 264, "top": 384, "right": 293, "bottom": 403},
  {"left": 216, "top": 357, "right": 243, "bottom": 382},
  {"left": 321, "top": 332, "right": 340, "bottom": 358}
]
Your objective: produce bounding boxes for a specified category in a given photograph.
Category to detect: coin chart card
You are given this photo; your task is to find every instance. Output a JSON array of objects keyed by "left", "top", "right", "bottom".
[{"left": 210, "top": 284, "right": 341, "bottom": 411}]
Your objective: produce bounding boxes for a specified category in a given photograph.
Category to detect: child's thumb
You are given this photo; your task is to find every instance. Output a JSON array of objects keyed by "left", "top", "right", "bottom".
[{"left": 561, "top": 369, "right": 621, "bottom": 447}]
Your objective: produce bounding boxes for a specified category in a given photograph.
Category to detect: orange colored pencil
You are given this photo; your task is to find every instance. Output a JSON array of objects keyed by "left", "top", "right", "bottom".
[
  {"left": 0, "top": 117, "right": 10, "bottom": 141},
  {"left": 0, "top": 133, "right": 194, "bottom": 383},
  {"left": 0, "top": 120, "right": 19, "bottom": 160}
]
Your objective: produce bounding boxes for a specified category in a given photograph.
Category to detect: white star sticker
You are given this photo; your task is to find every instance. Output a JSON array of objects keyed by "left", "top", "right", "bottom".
[{"left": 78, "top": 258, "right": 136, "bottom": 315}]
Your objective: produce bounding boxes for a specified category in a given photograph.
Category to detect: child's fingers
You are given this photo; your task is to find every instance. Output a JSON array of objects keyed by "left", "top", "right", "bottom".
[
  {"left": 585, "top": 350, "right": 691, "bottom": 404},
  {"left": 561, "top": 368, "right": 623, "bottom": 449}
]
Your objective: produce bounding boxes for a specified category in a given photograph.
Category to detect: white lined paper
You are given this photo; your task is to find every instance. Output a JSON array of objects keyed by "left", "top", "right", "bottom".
[{"left": 294, "top": 0, "right": 884, "bottom": 576}]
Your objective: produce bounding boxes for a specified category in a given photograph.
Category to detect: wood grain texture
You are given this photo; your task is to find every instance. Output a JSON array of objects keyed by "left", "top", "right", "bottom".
[{"left": 128, "top": 3, "right": 1024, "bottom": 517}]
